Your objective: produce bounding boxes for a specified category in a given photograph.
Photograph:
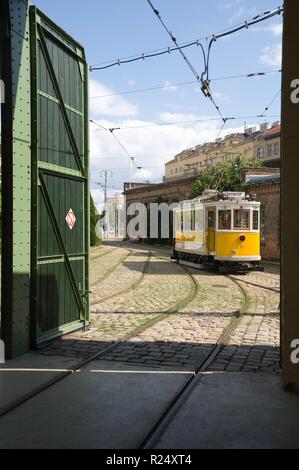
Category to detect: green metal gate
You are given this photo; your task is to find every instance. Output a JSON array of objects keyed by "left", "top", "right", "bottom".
[
  {"left": 30, "top": 7, "right": 89, "bottom": 344},
  {"left": 1, "top": 0, "right": 89, "bottom": 357}
]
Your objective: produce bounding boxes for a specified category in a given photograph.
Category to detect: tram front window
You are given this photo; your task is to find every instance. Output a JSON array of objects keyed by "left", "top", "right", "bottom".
[
  {"left": 234, "top": 209, "right": 250, "bottom": 230},
  {"left": 218, "top": 210, "right": 231, "bottom": 230}
]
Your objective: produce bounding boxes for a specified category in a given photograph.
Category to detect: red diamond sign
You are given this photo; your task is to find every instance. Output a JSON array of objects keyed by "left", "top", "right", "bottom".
[{"left": 66, "top": 209, "right": 76, "bottom": 230}]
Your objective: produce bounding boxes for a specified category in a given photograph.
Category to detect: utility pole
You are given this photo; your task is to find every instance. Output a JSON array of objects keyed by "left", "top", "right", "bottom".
[
  {"left": 100, "top": 170, "right": 113, "bottom": 239},
  {"left": 129, "top": 157, "right": 135, "bottom": 189}
]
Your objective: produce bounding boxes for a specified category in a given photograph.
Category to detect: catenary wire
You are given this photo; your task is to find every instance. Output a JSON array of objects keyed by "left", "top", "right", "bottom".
[
  {"left": 89, "top": 6, "right": 283, "bottom": 71},
  {"left": 90, "top": 115, "right": 280, "bottom": 132},
  {"left": 145, "top": 0, "right": 225, "bottom": 122},
  {"left": 258, "top": 89, "right": 282, "bottom": 117},
  {"left": 89, "top": 69, "right": 281, "bottom": 99}
]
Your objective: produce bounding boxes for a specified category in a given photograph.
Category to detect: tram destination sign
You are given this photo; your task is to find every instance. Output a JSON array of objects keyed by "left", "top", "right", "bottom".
[{"left": 222, "top": 192, "right": 245, "bottom": 199}]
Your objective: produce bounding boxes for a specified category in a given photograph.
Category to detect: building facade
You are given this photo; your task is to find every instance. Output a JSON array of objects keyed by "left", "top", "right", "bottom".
[
  {"left": 244, "top": 168, "right": 280, "bottom": 261},
  {"left": 164, "top": 121, "right": 280, "bottom": 181}
]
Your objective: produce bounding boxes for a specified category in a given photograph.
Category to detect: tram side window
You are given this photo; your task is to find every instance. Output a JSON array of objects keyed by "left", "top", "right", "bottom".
[
  {"left": 184, "top": 211, "right": 192, "bottom": 231},
  {"left": 194, "top": 210, "right": 203, "bottom": 231},
  {"left": 176, "top": 212, "right": 183, "bottom": 231},
  {"left": 253, "top": 210, "right": 259, "bottom": 231},
  {"left": 191, "top": 210, "right": 195, "bottom": 231},
  {"left": 218, "top": 210, "right": 232, "bottom": 230},
  {"left": 234, "top": 209, "right": 250, "bottom": 230}
]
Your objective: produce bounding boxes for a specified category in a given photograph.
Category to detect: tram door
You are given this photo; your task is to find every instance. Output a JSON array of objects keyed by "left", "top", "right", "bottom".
[{"left": 206, "top": 208, "right": 216, "bottom": 254}]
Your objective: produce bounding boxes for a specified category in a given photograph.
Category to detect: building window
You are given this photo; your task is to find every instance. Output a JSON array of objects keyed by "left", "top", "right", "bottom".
[
  {"left": 175, "top": 168, "right": 178, "bottom": 174},
  {"left": 218, "top": 210, "right": 232, "bottom": 230},
  {"left": 257, "top": 147, "right": 264, "bottom": 159},
  {"left": 171, "top": 169, "right": 173, "bottom": 175},
  {"left": 267, "top": 145, "right": 273, "bottom": 157},
  {"left": 274, "top": 143, "right": 280, "bottom": 155}
]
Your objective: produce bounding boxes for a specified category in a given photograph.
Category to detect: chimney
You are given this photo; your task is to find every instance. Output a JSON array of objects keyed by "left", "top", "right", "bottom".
[{"left": 260, "top": 122, "right": 269, "bottom": 133}]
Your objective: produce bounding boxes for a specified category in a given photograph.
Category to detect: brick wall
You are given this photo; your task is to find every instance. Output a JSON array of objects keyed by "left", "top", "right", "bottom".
[
  {"left": 249, "top": 181, "right": 280, "bottom": 261},
  {"left": 124, "top": 176, "right": 197, "bottom": 206},
  {"left": 123, "top": 176, "right": 197, "bottom": 241}
]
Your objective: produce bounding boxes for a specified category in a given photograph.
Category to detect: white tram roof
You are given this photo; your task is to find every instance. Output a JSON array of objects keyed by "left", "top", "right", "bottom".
[{"left": 176, "top": 190, "right": 260, "bottom": 209}]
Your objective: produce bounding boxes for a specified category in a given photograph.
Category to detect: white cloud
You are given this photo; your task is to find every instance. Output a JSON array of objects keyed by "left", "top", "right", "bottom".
[
  {"left": 163, "top": 81, "right": 178, "bottom": 92},
  {"left": 259, "top": 43, "right": 282, "bottom": 67},
  {"left": 221, "top": 0, "right": 243, "bottom": 11},
  {"left": 213, "top": 91, "right": 230, "bottom": 102},
  {"left": 157, "top": 112, "right": 201, "bottom": 122},
  {"left": 227, "top": 4, "right": 257, "bottom": 24},
  {"left": 262, "top": 24, "right": 283, "bottom": 36},
  {"left": 90, "top": 113, "right": 251, "bottom": 210},
  {"left": 128, "top": 80, "right": 136, "bottom": 86},
  {"left": 229, "top": 6, "right": 246, "bottom": 23},
  {"left": 89, "top": 78, "right": 138, "bottom": 117}
]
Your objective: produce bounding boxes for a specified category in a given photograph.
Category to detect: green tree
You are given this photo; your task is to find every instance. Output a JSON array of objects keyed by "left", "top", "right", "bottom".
[
  {"left": 90, "top": 195, "right": 101, "bottom": 247},
  {"left": 189, "top": 155, "right": 262, "bottom": 199}
]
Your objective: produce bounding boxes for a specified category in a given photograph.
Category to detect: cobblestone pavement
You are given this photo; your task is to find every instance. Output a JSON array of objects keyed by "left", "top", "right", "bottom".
[
  {"left": 38, "top": 242, "right": 281, "bottom": 375},
  {"left": 209, "top": 271, "right": 280, "bottom": 374}
]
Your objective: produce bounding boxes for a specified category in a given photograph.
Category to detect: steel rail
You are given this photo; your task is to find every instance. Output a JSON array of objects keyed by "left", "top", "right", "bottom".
[
  {"left": 229, "top": 276, "right": 280, "bottom": 294},
  {"left": 0, "top": 250, "right": 198, "bottom": 419},
  {"left": 139, "top": 273, "right": 247, "bottom": 449},
  {"left": 90, "top": 252, "right": 152, "bottom": 306}
]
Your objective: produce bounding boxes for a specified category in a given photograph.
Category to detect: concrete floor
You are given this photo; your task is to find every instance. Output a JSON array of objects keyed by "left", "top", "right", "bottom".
[
  {"left": 0, "top": 361, "right": 190, "bottom": 449},
  {"left": 156, "top": 372, "right": 299, "bottom": 449},
  {"left": 0, "top": 358, "right": 298, "bottom": 449},
  {"left": 0, "top": 353, "right": 78, "bottom": 414}
]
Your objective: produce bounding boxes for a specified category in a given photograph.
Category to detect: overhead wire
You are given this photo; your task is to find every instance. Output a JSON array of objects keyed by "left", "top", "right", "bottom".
[
  {"left": 89, "top": 6, "right": 283, "bottom": 72},
  {"left": 258, "top": 89, "right": 282, "bottom": 117},
  {"left": 90, "top": 120, "right": 148, "bottom": 181},
  {"left": 145, "top": 0, "right": 225, "bottom": 122},
  {"left": 89, "top": 69, "right": 281, "bottom": 99},
  {"left": 90, "top": 115, "right": 280, "bottom": 133}
]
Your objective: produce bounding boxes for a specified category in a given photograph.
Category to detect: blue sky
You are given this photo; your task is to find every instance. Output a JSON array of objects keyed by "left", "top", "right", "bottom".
[{"left": 32, "top": 0, "right": 283, "bottom": 207}]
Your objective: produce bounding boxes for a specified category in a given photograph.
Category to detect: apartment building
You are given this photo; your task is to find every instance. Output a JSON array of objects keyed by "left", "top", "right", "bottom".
[{"left": 164, "top": 121, "right": 280, "bottom": 181}]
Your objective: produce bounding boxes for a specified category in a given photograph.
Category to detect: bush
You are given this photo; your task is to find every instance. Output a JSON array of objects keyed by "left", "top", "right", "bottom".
[{"left": 90, "top": 195, "right": 102, "bottom": 247}]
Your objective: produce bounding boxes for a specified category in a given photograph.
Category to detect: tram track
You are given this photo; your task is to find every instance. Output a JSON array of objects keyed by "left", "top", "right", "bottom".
[
  {"left": 229, "top": 275, "right": 280, "bottom": 294},
  {"left": 138, "top": 272, "right": 248, "bottom": 449},
  {"left": 0, "top": 253, "right": 250, "bottom": 442},
  {"left": 90, "top": 252, "right": 153, "bottom": 307},
  {"left": 0, "top": 251, "right": 198, "bottom": 419},
  {"left": 90, "top": 248, "right": 133, "bottom": 289}
]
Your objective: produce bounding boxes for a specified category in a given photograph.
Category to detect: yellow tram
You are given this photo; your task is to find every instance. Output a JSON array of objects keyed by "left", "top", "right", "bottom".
[{"left": 172, "top": 190, "right": 263, "bottom": 273}]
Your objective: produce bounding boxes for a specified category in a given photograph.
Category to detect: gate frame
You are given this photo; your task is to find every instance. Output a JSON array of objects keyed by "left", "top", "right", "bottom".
[
  {"left": 1, "top": 0, "right": 32, "bottom": 358},
  {"left": 281, "top": 0, "right": 299, "bottom": 392}
]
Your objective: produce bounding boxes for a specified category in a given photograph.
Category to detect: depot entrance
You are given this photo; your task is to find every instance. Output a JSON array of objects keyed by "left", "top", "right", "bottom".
[
  {"left": 0, "top": 0, "right": 298, "bottom": 392},
  {"left": 0, "top": 0, "right": 90, "bottom": 358}
]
